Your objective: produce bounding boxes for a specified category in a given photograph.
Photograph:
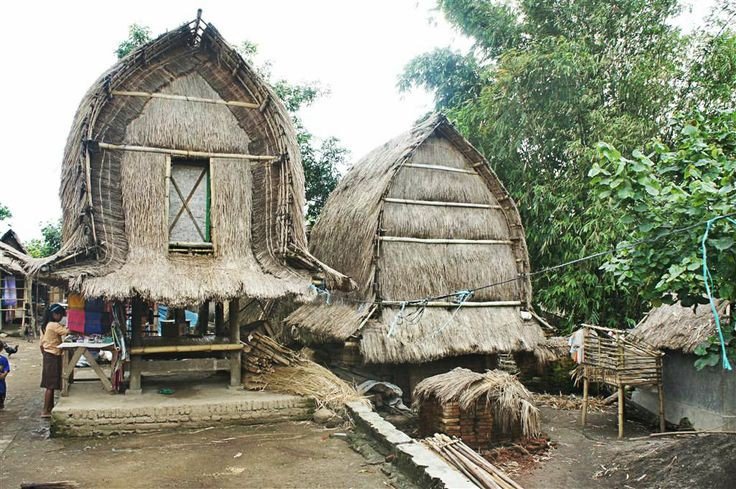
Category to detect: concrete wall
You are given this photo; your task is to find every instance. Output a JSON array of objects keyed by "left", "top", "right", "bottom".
[{"left": 632, "top": 350, "right": 736, "bottom": 430}]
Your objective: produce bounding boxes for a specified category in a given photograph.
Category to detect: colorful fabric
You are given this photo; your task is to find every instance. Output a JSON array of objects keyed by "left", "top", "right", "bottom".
[
  {"left": 84, "top": 311, "right": 105, "bottom": 335},
  {"left": 67, "top": 293, "right": 85, "bottom": 310},
  {"left": 67, "top": 309, "right": 86, "bottom": 334},
  {"left": 2, "top": 276, "right": 17, "bottom": 307}
]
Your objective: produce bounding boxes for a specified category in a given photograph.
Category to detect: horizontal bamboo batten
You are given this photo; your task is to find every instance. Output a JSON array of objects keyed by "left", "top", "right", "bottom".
[
  {"left": 379, "top": 236, "right": 513, "bottom": 245},
  {"left": 96, "top": 142, "right": 276, "bottom": 161},
  {"left": 130, "top": 344, "right": 243, "bottom": 354},
  {"left": 383, "top": 198, "right": 502, "bottom": 209},
  {"left": 402, "top": 162, "right": 477, "bottom": 174},
  {"left": 111, "top": 90, "right": 260, "bottom": 109},
  {"left": 381, "top": 300, "right": 522, "bottom": 307}
]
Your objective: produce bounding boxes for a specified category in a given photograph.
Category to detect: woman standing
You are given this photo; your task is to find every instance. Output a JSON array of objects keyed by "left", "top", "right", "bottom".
[{"left": 40, "top": 303, "right": 68, "bottom": 417}]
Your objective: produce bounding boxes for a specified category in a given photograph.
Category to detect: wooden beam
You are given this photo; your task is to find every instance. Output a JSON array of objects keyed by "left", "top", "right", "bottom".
[
  {"left": 379, "top": 236, "right": 513, "bottom": 245},
  {"left": 383, "top": 198, "right": 501, "bottom": 209},
  {"left": 130, "top": 343, "right": 243, "bottom": 354},
  {"left": 229, "top": 298, "right": 241, "bottom": 387},
  {"left": 402, "top": 163, "right": 477, "bottom": 174},
  {"left": 96, "top": 142, "right": 275, "bottom": 161},
  {"left": 381, "top": 300, "right": 521, "bottom": 307},
  {"left": 111, "top": 90, "right": 259, "bottom": 109}
]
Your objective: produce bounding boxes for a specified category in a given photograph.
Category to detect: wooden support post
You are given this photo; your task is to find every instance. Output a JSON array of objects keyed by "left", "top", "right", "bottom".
[
  {"left": 215, "top": 302, "right": 225, "bottom": 337},
  {"left": 228, "top": 298, "right": 241, "bottom": 388},
  {"left": 581, "top": 374, "right": 589, "bottom": 426},
  {"left": 129, "top": 296, "right": 145, "bottom": 394},
  {"left": 131, "top": 297, "right": 144, "bottom": 347},
  {"left": 658, "top": 381, "right": 666, "bottom": 433},
  {"left": 196, "top": 301, "right": 209, "bottom": 336},
  {"left": 618, "top": 384, "right": 625, "bottom": 439}
]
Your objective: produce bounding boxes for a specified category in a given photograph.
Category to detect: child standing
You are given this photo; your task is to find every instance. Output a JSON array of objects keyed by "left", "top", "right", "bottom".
[{"left": 0, "top": 340, "right": 10, "bottom": 410}]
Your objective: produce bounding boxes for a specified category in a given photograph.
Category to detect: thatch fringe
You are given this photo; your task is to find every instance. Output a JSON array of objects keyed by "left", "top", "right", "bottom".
[
  {"left": 361, "top": 307, "right": 545, "bottom": 364},
  {"left": 414, "top": 368, "right": 541, "bottom": 437},
  {"left": 630, "top": 300, "right": 731, "bottom": 353}
]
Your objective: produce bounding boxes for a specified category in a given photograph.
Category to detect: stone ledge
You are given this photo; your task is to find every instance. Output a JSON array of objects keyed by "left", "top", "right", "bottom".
[{"left": 346, "top": 401, "right": 475, "bottom": 489}]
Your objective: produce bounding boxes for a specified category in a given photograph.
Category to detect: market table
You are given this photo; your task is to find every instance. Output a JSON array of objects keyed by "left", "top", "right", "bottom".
[{"left": 59, "top": 340, "right": 117, "bottom": 396}]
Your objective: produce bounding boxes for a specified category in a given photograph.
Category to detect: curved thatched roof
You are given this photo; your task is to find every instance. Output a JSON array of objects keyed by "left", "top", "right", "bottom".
[
  {"left": 287, "top": 114, "right": 545, "bottom": 363},
  {"left": 413, "top": 367, "right": 541, "bottom": 437},
  {"left": 30, "top": 15, "right": 349, "bottom": 305},
  {"left": 630, "top": 300, "right": 731, "bottom": 353}
]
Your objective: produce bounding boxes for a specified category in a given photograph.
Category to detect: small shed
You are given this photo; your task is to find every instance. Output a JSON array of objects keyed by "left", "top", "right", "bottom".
[
  {"left": 29, "top": 13, "right": 349, "bottom": 392},
  {"left": 630, "top": 301, "right": 735, "bottom": 430},
  {"left": 576, "top": 324, "right": 664, "bottom": 438},
  {"left": 413, "top": 367, "right": 540, "bottom": 448},
  {"left": 286, "top": 114, "right": 546, "bottom": 395}
]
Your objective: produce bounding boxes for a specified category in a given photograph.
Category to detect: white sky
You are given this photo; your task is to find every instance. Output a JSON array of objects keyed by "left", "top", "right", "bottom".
[{"left": 0, "top": 0, "right": 712, "bottom": 242}]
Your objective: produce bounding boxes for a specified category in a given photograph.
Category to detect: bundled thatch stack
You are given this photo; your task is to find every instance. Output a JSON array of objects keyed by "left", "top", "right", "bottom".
[
  {"left": 414, "top": 368, "right": 540, "bottom": 448},
  {"left": 242, "top": 332, "right": 366, "bottom": 413}
]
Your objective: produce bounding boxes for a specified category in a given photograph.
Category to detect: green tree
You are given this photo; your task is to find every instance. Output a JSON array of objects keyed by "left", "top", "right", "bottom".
[
  {"left": 591, "top": 111, "right": 736, "bottom": 367},
  {"left": 25, "top": 220, "right": 62, "bottom": 258},
  {"left": 400, "top": 0, "right": 732, "bottom": 330},
  {"left": 236, "top": 42, "right": 346, "bottom": 222},
  {"left": 0, "top": 203, "right": 10, "bottom": 222},
  {"left": 115, "top": 24, "right": 152, "bottom": 59}
]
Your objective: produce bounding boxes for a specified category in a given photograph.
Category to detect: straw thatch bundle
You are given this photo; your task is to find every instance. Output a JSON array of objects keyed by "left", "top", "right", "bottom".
[
  {"left": 286, "top": 114, "right": 545, "bottom": 364},
  {"left": 630, "top": 300, "right": 731, "bottom": 353},
  {"left": 243, "top": 332, "right": 367, "bottom": 413},
  {"left": 29, "top": 14, "right": 350, "bottom": 304},
  {"left": 413, "top": 368, "right": 541, "bottom": 437}
]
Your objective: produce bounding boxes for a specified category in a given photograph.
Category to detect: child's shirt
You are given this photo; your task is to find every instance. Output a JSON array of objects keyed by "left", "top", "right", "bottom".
[{"left": 0, "top": 354, "right": 9, "bottom": 394}]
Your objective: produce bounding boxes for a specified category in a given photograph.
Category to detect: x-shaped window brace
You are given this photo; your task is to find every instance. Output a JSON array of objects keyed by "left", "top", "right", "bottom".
[{"left": 169, "top": 167, "right": 208, "bottom": 242}]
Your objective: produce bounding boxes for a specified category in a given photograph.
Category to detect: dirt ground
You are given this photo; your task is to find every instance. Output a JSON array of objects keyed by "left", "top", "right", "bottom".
[
  {"left": 0, "top": 337, "right": 393, "bottom": 489},
  {"left": 516, "top": 405, "right": 734, "bottom": 489}
]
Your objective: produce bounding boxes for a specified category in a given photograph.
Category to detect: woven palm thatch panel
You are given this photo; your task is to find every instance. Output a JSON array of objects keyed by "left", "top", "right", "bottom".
[
  {"left": 377, "top": 241, "right": 520, "bottom": 302},
  {"left": 387, "top": 167, "right": 494, "bottom": 204},
  {"left": 411, "top": 135, "right": 474, "bottom": 169},
  {"left": 630, "top": 300, "right": 730, "bottom": 354},
  {"left": 360, "top": 306, "right": 544, "bottom": 364},
  {"left": 309, "top": 131, "right": 422, "bottom": 295},
  {"left": 381, "top": 204, "right": 510, "bottom": 240},
  {"left": 125, "top": 72, "right": 252, "bottom": 153}
]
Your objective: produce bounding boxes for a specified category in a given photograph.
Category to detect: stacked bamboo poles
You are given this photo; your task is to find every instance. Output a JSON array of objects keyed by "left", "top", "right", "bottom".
[{"left": 424, "top": 434, "right": 524, "bottom": 489}]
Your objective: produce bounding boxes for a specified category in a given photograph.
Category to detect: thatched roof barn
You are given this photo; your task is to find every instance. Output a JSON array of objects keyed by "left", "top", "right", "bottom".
[
  {"left": 630, "top": 300, "right": 735, "bottom": 431},
  {"left": 630, "top": 300, "right": 730, "bottom": 354},
  {"left": 287, "top": 114, "right": 545, "bottom": 365},
  {"left": 31, "top": 14, "right": 348, "bottom": 306}
]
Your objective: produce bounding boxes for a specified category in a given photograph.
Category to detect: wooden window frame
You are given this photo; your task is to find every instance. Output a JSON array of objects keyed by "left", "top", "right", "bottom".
[{"left": 166, "top": 155, "right": 214, "bottom": 254}]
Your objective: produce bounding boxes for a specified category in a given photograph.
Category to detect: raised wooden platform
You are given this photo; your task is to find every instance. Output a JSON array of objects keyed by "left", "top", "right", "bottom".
[{"left": 51, "top": 376, "right": 313, "bottom": 437}]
